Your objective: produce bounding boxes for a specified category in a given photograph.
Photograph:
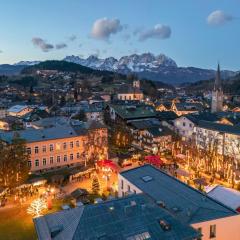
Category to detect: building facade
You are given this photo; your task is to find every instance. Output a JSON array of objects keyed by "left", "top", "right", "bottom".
[{"left": 0, "top": 122, "right": 108, "bottom": 172}]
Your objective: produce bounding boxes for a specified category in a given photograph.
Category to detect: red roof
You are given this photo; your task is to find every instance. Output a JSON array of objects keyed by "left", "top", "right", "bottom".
[
  {"left": 145, "top": 155, "right": 163, "bottom": 167},
  {"left": 97, "top": 159, "right": 118, "bottom": 170}
]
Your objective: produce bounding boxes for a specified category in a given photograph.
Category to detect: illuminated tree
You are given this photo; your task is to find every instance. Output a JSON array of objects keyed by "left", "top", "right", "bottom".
[
  {"left": 92, "top": 175, "right": 100, "bottom": 194},
  {"left": 0, "top": 134, "right": 30, "bottom": 189},
  {"left": 27, "top": 198, "right": 47, "bottom": 217}
]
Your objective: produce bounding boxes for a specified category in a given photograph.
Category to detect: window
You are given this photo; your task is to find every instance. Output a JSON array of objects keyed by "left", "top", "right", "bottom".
[
  {"left": 35, "top": 159, "right": 39, "bottom": 167},
  {"left": 70, "top": 154, "right": 73, "bottom": 160},
  {"left": 28, "top": 161, "right": 32, "bottom": 167},
  {"left": 49, "top": 144, "right": 54, "bottom": 152},
  {"left": 76, "top": 141, "right": 79, "bottom": 147},
  {"left": 183, "top": 122, "right": 186, "bottom": 127},
  {"left": 64, "top": 155, "right": 67, "bottom": 162},
  {"left": 57, "top": 156, "right": 61, "bottom": 163},
  {"left": 42, "top": 145, "right": 46, "bottom": 153},
  {"left": 197, "top": 228, "right": 202, "bottom": 240},
  {"left": 42, "top": 158, "right": 46, "bottom": 166},
  {"left": 210, "top": 225, "right": 216, "bottom": 238},
  {"left": 121, "top": 180, "right": 124, "bottom": 189},
  {"left": 50, "top": 157, "right": 54, "bottom": 164},
  {"left": 70, "top": 142, "right": 73, "bottom": 148},
  {"left": 128, "top": 185, "right": 130, "bottom": 192},
  {"left": 189, "top": 123, "right": 192, "bottom": 127},
  {"left": 27, "top": 147, "right": 31, "bottom": 154},
  {"left": 76, "top": 153, "right": 80, "bottom": 159},
  {"left": 63, "top": 142, "right": 67, "bottom": 150},
  {"left": 35, "top": 146, "right": 39, "bottom": 154}
]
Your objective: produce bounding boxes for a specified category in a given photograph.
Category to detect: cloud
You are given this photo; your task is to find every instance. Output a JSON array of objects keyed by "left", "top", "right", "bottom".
[
  {"left": 55, "top": 43, "right": 67, "bottom": 49},
  {"left": 207, "top": 10, "right": 233, "bottom": 26},
  {"left": 69, "top": 35, "right": 77, "bottom": 41},
  {"left": 91, "top": 17, "right": 123, "bottom": 40},
  {"left": 32, "top": 37, "right": 54, "bottom": 52},
  {"left": 0, "top": 50, "right": 3, "bottom": 53},
  {"left": 138, "top": 24, "right": 171, "bottom": 41}
]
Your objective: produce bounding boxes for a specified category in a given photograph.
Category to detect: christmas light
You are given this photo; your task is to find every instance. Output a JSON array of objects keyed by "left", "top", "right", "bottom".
[{"left": 27, "top": 198, "right": 47, "bottom": 218}]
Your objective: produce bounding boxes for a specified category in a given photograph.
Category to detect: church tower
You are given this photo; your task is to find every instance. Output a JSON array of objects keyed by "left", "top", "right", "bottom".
[{"left": 211, "top": 63, "right": 223, "bottom": 113}]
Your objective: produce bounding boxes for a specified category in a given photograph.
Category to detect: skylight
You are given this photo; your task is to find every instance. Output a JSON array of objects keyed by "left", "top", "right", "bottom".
[{"left": 141, "top": 176, "right": 153, "bottom": 182}]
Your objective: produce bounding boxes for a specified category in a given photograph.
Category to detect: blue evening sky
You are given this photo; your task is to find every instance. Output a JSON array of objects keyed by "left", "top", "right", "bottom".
[{"left": 0, "top": 0, "right": 239, "bottom": 70}]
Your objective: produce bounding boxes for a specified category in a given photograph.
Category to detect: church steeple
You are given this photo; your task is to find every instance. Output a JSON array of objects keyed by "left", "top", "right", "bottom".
[
  {"left": 211, "top": 63, "right": 224, "bottom": 113},
  {"left": 214, "top": 63, "right": 222, "bottom": 91}
]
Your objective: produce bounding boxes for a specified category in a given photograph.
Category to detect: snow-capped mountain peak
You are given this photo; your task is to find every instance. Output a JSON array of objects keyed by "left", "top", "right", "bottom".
[{"left": 63, "top": 52, "right": 177, "bottom": 73}]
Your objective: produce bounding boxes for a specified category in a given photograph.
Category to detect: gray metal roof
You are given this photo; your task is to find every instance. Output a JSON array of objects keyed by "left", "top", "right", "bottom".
[
  {"left": 197, "top": 120, "right": 240, "bottom": 135},
  {"left": 120, "top": 165, "right": 237, "bottom": 224},
  {"left": 0, "top": 125, "right": 85, "bottom": 143},
  {"left": 72, "top": 194, "right": 200, "bottom": 240},
  {"left": 34, "top": 206, "right": 84, "bottom": 240}
]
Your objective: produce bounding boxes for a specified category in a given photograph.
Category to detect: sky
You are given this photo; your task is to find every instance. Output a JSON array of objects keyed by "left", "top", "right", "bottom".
[{"left": 0, "top": 0, "right": 239, "bottom": 70}]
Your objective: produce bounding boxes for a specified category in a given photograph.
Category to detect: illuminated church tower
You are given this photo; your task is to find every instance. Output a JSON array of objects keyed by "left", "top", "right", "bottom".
[{"left": 211, "top": 64, "right": 223, "bottom": 113}]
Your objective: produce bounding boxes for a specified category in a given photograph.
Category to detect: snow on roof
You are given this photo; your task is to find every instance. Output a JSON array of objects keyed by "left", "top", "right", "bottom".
[
  {"left": 7, "top": 105, "right": 29, "bottom": 113},
  {"left": 206, "top": 185, "right": 240, "bottom": 211}
]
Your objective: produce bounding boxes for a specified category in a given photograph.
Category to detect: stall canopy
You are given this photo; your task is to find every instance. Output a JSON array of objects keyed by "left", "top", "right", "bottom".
[
  {"left": 145, "top": 155, "right": 164, "bottom": 167},
  {"left": 97, "top": 159, "right": 118, "bottom": 171}
]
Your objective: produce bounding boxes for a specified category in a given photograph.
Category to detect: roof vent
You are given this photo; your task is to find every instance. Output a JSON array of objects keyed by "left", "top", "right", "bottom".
[
  {"left": 50, "top": 225, "right": 63, "bottom": 238},
  {"left": 159, "top": 220, "right": 171, "bottom": 231},
  {"left": 156, "top": 201, "right": 166, "bottom": 208},
  {"left": 141, "top": 175, "right": 153, "bottom": 182}
]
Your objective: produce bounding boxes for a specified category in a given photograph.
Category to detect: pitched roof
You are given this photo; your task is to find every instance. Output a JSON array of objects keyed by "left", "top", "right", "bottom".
[
  {"left": 72, "top": 194, "right": 199, "bottom": 240},
  {"left": 110, "top": 104, "right": 156, "bottom": 120},
  {"left": 206, "top": 185, "right": 240, "bottom": 211},
  {"left": 197, "top": 120, "right": 240, "bottom": 135},
  {"left": 120, "top": 165, "right": 237, "bottom": 225}
]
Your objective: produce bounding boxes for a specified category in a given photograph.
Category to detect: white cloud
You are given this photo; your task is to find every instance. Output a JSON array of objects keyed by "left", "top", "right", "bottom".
[
  {"left": 138, "top": 24, "right": 171, "bottom": 41},
  {"left": 91, "top": 18, "right": 123, "bottom": 40},
  {"left": 207, "top": 10, "right": 233, "bottom": 26},
  {"left": 55, "top": 43, "right": 67, "bottom": 49},
  {"left": 32, "top": 37, "right": 54, "bottom": 52}
]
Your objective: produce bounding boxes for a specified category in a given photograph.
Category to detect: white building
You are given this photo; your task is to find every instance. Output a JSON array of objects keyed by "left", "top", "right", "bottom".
[
  {"left": 119, "top": 165, "right": 240, "bottom": 240},
  {"left": 7, "top": 105, "right": 33, "bottom": 117},
  {"left": 173, "top": 115, "right": 196, "bottom": 140}
]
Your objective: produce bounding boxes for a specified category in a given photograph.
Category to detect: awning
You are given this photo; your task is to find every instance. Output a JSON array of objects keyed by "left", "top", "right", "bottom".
[
  {"left": 145, "top": 155, "right": 164, "bottom": 167},
  {"left": 97, "top": 159, "right": 118, "bottom": 171}
]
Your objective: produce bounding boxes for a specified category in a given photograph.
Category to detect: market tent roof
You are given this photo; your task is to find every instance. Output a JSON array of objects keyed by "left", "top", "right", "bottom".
[
  {"left": 145, "top": 155, "right": 164, "bottom": 167},
  {"left": 96, "top": 159, "right": 118, "bottom": 171},
  {"left": 176, "top": 168, "right": 190, "bottom": 177}
]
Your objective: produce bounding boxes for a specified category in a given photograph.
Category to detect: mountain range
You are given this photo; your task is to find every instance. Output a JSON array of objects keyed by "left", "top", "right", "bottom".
[{"left": 0, "top": 53, "right": 236, "bottom": 85}]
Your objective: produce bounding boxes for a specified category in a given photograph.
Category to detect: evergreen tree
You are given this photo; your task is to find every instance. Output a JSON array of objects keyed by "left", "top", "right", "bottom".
[
  {"left": 0, "top": 134, "right": 30, "bottom": 189},
  {"left": 92, "top": 175, "right": 100, "bottom": 194}
]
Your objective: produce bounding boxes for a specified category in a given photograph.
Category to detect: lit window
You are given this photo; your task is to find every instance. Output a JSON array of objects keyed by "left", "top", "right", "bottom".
[
  {"left": 35, "top": 159, "right": 39, "bottom": 167},
  {"left": 35, "top": 146, "right": 39, "bottom": 154},
  {"left": 49, "top": 144, "right": 54, "bottom": 152},
  {"left": 50, "top": 157, "right": 54, "bottom": 164},
  {"left": 27, "top": 147, "right": 31, "bottom": 154},
  {"left": 42, "top": 158, "right": 46, "bottom": 166},
  {"left": 70, "top": 142, "right": 73, "bottom": 148},
  {"left": 42, "top": 146, "right": 46, "bottom": 153},
  {"left": 63, "top": 142, "right": 67, "bottom": 150},
  {"left": 210, "top": 225, "right": 216, "bottom": 238}
]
